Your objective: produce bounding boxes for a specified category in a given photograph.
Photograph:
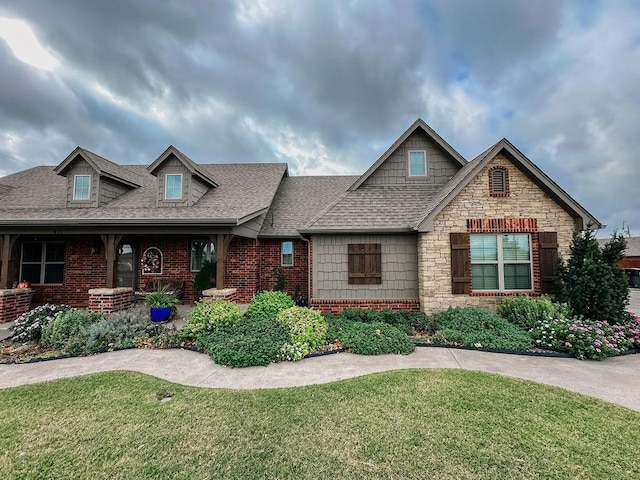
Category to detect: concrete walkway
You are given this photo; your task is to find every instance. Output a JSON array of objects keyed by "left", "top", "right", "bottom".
[{"left": 1, "top": 347, "right": 639, "bottom": 412}]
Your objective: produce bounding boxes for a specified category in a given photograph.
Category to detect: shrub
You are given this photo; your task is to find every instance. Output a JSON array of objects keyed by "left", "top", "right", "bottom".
[
  {"left": 431, "top": 307, "right": 533, "bottom": 351},
  {"left": 497, "top": 296, "right": 570, "bottom": 331},
  {"left": 340, "top": 308, "right": 430, "bottom": 335},
  {"left": 41, "top": 309, "right": 102, "bottom": 349},
  {"left": 193, "top": 260, "right": 216, "bottom": 296},
  {"left": 279, "top": 342, "right": 310, "bottom": 361},
  {"left": 202, "top": 317, "right": 290, "bottom": 367},
  {"left": 555, "top": 230, "right": 629, "bottom": 323},
  {"left": 338, "top": 321, "right": 415, "bottom": 355},
  {"left": 246, "top": 291, "right": 295, "bottom": 321},
  {"left": 83, "top": 310, "right": 150, "bottom": 354},
  {"left": 276, "top": 306, "right": 327, "bottom": 350},
  {"left": 530, "top": 315, "right": 640, "bottom": 360},
  {"left": 182, "top": 300, "right": 242, "bottom": 338},
  {"left": 11, "top": 304, "right": 72, "bottom": 342}
]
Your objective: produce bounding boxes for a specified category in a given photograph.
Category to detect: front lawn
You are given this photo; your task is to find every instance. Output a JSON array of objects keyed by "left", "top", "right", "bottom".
[{"left": 1, "top": 370, "right": 638, "bottom": 479}]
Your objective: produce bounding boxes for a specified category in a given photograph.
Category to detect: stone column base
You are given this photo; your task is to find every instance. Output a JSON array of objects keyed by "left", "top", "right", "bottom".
[
  {"left": 88, "top": 287, "right": 133, "bottom": 313},
  {"left": 201, "top": 288, "right": 238, "bottom": 302}
]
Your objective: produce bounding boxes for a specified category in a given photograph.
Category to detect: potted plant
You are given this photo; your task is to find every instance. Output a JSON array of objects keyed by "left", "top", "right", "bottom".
[{"left": 145, "top": 286, "right": 178, "bottom": 323}]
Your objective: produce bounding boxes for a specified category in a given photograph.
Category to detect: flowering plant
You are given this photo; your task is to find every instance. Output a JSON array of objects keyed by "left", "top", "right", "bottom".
[{"left": 11, "top": 304, "right": 72, "bottom": 342}]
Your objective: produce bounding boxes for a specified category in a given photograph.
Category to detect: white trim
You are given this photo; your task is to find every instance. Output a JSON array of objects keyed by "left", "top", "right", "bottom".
[
  {"left": 281, "top": 240, "right": 294, "bottom": 266},
  {"left": 165, "top": 173, "right": 183, "bottom": 200},
  {"left": 470, "top": 234, "right": 533, "bottom": 292},
  {"left": 73, "top": 174, "right": 91, "bottom": 201},
  {"left": 407, "top": 150, "right": 427, "bottom": 177}
]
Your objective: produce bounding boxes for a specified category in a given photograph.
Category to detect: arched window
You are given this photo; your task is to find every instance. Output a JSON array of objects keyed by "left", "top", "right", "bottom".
[{"left": 489, "top": 167, "right": 509, "bottom": 196}]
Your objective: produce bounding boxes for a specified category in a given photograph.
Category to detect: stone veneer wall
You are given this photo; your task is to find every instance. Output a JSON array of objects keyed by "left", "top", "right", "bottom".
[
  {"left": 0, "top": 288, "right": 33, "bottom": 324},
  {"left": 418, "top": 153, "right": 576, "bottom": 314}
]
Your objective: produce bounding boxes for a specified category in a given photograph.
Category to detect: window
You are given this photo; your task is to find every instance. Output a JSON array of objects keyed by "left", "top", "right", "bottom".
[
  {"left": 408, "top": 150, "right": 426, "bottom": 177},
  {"left": 281, "top": 241, "right": 293, "bottom": 266},
  {"left": 489, "top": 167, "right": 509, "bottom": 196},
  {"left": 470, "top": 234, "right": 532, "bottom": 291},
  {"left": 20, "top": 242, "right": 65, "bottom": 284},
  {"left": 165, "top": 174, "right": 183, "bottom": 200},
  {"left": 348, "top": 243, "right": 382, "bottom": 284},
  {"left": 73, "top": 175, "right": 90, "bottom": 200},
  {"left": 191, "top": 241, "right": 215, "bottom": 271}
]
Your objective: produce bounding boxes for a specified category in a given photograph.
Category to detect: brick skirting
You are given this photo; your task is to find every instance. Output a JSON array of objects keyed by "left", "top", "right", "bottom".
[
  {"left": 311, "top": 298, "right": 421, "bottom": 315},
  {"left": 0, "top": 288, "right": 33, "bottom": 324},
  {"left": 88, "top": 287, "right": 133, "bottom": 313}
]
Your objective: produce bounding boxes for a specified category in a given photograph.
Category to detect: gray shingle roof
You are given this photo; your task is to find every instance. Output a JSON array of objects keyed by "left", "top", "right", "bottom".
[
  {"left": 598, "top": 236, "right": 640, "bottom": 257},
  {"left": 57, "top": 147, "right": 143, "bottom": 187},
  {"left": 0, "top": 163, "right": 287, "bottom": 223},
  {"left": 260, "top": 176, "right": 358, "bottom": 237}
]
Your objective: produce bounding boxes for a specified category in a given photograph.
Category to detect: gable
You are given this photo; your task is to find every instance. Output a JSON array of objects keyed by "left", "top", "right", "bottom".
[
  {"left": 349, "top": 118, "right": 466, "bottom": 191},
  {"left": 360, "top": 129, "right": 462, "bottom": 187}
]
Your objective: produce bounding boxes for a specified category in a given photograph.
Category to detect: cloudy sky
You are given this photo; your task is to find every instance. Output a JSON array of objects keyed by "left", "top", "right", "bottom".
[{"left": 0, "top": 0, "right": 638, "bottom": 237}]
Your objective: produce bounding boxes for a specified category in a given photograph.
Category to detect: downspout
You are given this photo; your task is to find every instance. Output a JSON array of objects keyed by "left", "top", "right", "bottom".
[{"left": 299, "top": 234, "right": 311, "bottom": 305}]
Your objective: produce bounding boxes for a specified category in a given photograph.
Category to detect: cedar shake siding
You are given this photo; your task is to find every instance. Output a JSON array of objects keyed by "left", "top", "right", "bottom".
[
  {"left": 361, "top": 130, "right": 461, "bottom": 187},
  {"left": 417, "top": 153, "right": 576, "bottom": 313},
  {"left": 312, "top": 234, "right": 419, "bottom": 301}
]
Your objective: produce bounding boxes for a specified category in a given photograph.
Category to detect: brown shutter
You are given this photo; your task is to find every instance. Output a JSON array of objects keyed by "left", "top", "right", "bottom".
[
  {"left": 538, "top": 232, "right": 558, "bottom": 294},
  {"left": 348, "top": 243, "right": 382, "bottom": 284},
  {"left": 450, "top": 233, "right": 470, "bottom": 294}
]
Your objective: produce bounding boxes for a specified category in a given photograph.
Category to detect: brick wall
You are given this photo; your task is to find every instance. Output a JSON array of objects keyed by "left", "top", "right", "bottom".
[
  {"left": 0, "top": 288, "right": 33, "bottom": 324},
  {"left": 418, "top": 153, "right": 576, "bottom": 314},
  {"left": 258, "top": 239, "right": 309, "bottom": 301},
  {"left": 311, "top": 299, "right": 421, "bottom": 315},
  {"left": 88, "top": 287, "right": 133, "bottom": 313}
]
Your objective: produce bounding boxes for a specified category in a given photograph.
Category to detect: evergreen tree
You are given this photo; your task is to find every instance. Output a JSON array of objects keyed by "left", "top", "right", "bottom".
[{"left": 555, "top": 229, "right": 629, "bottom": 323}]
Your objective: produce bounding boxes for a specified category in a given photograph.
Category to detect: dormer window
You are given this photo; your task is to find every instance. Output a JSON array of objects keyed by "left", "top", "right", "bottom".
[
  {"left": 73, "top": 175, "right": 91, "bottom": 200},
  {"left": 489, "top": 166, "right": 509, "bottom": 197},
  {"left": 408, "top": 150, "right": 427, "bottom": 177},
  {"left": 165, "top": 174, "right": 183, "bottom": 200}
]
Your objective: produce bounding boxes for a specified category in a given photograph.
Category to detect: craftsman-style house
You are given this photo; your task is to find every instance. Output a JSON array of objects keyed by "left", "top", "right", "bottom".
[{"left": 0, "top": 119, "right": 601, "bottom": 320}]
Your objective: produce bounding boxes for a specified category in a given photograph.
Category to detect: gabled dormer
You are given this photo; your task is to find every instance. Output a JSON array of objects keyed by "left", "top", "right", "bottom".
[
  {"left": 349, "top": 118, "right": 467, "bottom": 190},
  {"left": 147, "top": 146, "right": 218, "bottom": 207},
  {"left": 54, "top": 147, "right": 141, "bottom": 208}
]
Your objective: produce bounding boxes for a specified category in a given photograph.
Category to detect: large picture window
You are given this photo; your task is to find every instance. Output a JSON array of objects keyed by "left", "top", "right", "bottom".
[
  {"left": 470, "top": 234, "right": 532, "bottom": 291},
  {"left": 20, "top": 242, "right": 65, "bottom": 284},
  {"left": 191, "top": 241, "right": 215, "bottom": 271},
  {"left": 348, "top": 243, "right": 382, "bottom": 284}
]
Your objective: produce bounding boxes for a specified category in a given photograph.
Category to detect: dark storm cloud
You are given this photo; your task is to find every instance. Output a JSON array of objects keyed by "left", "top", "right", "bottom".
[{"left": 0, "top": 0, "right": 637, "bottom": 234}]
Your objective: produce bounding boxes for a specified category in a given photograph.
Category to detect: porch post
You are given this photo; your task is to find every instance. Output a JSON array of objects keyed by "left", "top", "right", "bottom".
[
  {"left": 212, "top": 234, "right": 233, "bottom": 290},
  {"left": 0, "top": 234, "right": 18, "bottom": 289},
  {"left": 101, "top": 234, "right": 123, "bottom": 288}
]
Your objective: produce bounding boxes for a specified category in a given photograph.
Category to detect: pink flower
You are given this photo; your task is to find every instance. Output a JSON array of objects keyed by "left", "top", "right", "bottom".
[{"left": 565, "top": 342, "right": 572, "bottom": 347}]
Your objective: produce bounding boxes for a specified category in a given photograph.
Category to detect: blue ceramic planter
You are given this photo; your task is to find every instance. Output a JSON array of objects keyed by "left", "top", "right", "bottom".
[{"left": 149, "top": 306, "right": 172, "bottom": 323}]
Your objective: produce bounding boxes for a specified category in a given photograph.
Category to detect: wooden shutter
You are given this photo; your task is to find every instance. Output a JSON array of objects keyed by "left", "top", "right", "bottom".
[
  {"left": 348, "top": 244, "right": 382, "bottom": 284},
  {"left": 450, "top": 233, "right": 471, "bottom": 294},
  {"left": 538, "top": 232, "right": 558, "bottom": 294}
]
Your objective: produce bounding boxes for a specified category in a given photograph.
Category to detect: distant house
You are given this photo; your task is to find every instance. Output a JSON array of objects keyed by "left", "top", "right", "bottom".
[{"left": 0, "top": 119, "right": 602, "bottom": 318}]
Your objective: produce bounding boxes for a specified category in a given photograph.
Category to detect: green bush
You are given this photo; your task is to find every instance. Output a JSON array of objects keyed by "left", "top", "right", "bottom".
[
  {"left": 193, "top": 260, "right": 216, "bottom": 296},
  {"left": 340, "top": 308, "right": 430, "bottom": 335},
  {"left": 41, "top": 309, "right": 102, "bottom": 349},
  {"left": 83, "top": 311, "right": 150, "bottom": 354},
  {"left": 246, "top": 291, "right": 295, "bottom": 321},
  {"left": 337, "top": 321, "right": 415, "bottom": 355},
  {"left": 276, "top": 306, "right": 327, "bottom": 349},
  {"left": 497, "top": 296, "right": 570, "bottom": 331},
  {"left": 555, "top": 230, "right": 629, "bottom": 323},
  {"left": 182, "top": 300, "right": 242, "bottom": 338},
  {"left": 431, "top": 307, "right": 533, "bottom": 351},
  {"left": 11, "top": 304, "right": 72, "bottom": 342},
  {"left": 201, "top": 317, "right": 290, "bottom": 367}
]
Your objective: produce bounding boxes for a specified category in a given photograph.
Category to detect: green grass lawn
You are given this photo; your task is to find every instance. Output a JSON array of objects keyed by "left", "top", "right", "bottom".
[{"left": 1, "top": 370, "right": 638, "bottom": 479}]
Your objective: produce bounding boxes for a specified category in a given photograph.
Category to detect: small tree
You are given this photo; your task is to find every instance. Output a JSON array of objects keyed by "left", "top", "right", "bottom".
[{"left": 555, "top": 229, "right": 629, "bottom": 323}]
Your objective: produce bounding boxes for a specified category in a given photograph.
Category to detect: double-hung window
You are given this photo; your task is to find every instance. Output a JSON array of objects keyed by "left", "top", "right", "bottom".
[
  {"left": 73, "top": 175, "right": 91, "bottom": 200},
  {"left": 470, "top": 234, "right": 532, "bottom": 291},
  {"left": 408, "top": 150, "right": 427, "bottom": 177},
  {"left": 20, "top": 242, "right": 65, "bottom": 284},
  {"left": 191, "top": 241, "right": 215, "bottom": 271},
  {"left": 281, "top": 241, "right": 293, "bottom": 266},
  {"left": 165, "top": 174, "right": 183, "bottom": 200}
]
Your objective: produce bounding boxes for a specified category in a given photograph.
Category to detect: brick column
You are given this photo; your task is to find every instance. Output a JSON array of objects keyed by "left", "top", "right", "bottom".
[
  {"left": 88, "top": 287, "right": 133, "bottom": 313},
  {"left": 0, "top": 288, "right": 33, "bottom": 324}
]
